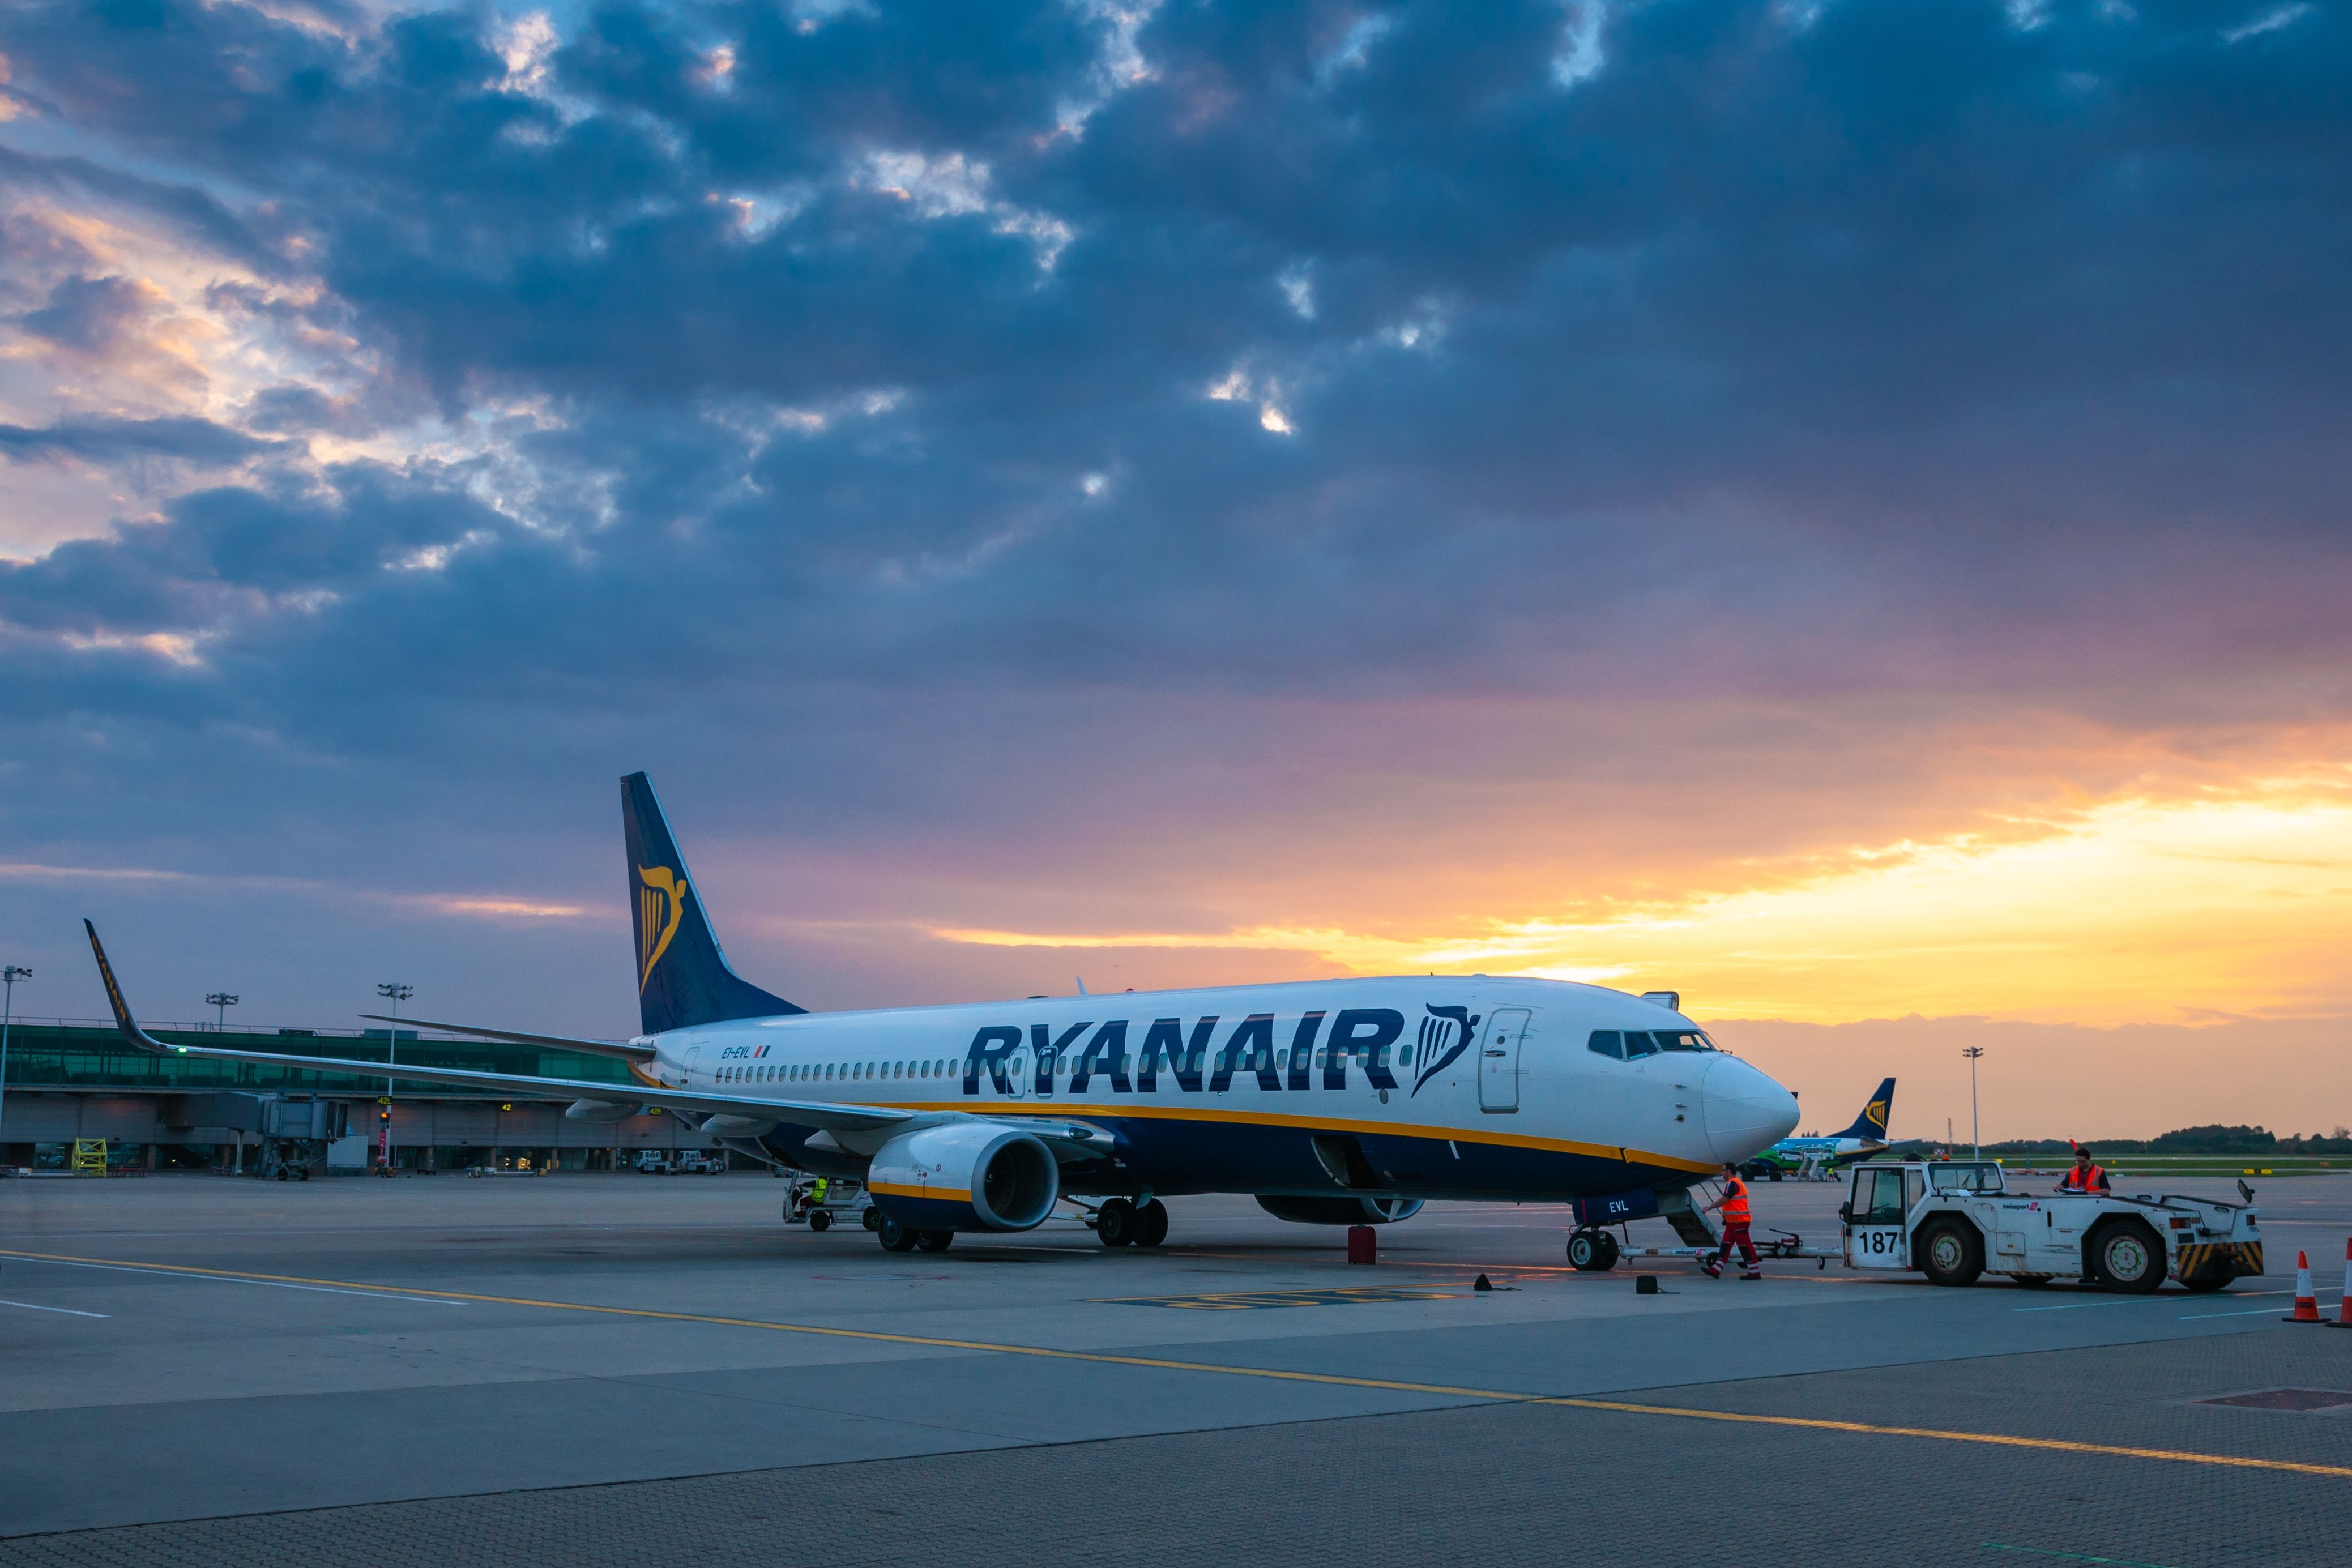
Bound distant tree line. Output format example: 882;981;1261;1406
1891;1125;2352;1156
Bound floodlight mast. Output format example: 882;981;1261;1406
0;965;27;1165
375;982;413;1173
1962;1046;1985;1161
207;992;239;1031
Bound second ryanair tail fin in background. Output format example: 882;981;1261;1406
1837;1078;1897;1144
622;772;804;1036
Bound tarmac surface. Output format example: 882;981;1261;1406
4;1170;2350;1566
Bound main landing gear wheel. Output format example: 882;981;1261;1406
877;1214;917;1253
1566;1229;1620;1271
1136;1199;1169;1247
914;1230;954;1253
1096;1198;1138;1247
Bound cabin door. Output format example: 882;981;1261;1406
1479;1009;1531;1113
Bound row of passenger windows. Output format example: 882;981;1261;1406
716;1059;955;1086
1586;1029;1717;1060
712;1043;1409;1090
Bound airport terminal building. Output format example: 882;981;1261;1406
0;1017;720;1173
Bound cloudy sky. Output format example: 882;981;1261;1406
2;0;2347;1140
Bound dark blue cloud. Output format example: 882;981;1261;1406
0;0;2347;1022
0;414;275;464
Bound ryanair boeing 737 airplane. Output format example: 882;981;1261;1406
84;774;1802;1254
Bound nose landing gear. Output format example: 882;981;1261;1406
1566;1228;1621;1271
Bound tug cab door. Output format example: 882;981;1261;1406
1845;1165;1910;1269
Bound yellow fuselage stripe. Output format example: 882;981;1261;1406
5;1247;2337;1482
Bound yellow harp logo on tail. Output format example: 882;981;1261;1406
1865;1099;1889;1134
637;866;685;991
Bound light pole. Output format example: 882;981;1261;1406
206;992;239;1032
375;983;412;1173
1962;1046;1984;1161
1;965;28;1165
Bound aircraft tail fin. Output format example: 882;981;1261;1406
83;920;171;1054
1837;1078;1896;1143
621;772;803;1035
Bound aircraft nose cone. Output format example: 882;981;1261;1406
1701;1056;1802;1163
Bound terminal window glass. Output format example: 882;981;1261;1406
1587;1031;1624;1059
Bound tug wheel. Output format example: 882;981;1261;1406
1918;1219;1984;1287
2090;1220;2165;1294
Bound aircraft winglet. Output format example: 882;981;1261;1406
83;919;172;1055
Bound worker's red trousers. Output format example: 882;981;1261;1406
1714;1222;1760;1270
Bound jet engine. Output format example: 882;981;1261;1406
1254;1195;1424;1225
868;1123;1060;1232
563;1099;641;1122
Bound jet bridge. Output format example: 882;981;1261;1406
161;1092;348;1177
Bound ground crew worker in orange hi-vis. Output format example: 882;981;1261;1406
1700;1161;1762;1279
2059;1147;2110;1194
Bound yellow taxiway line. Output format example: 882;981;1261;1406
6;1246;2343;1482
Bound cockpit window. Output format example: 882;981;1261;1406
1621;1031;1662;1059
1586;1030;1624;1060
1655;1031;1715;1052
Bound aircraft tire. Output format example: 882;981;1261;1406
877;1215;918;1253
914;1230;954;1253
1096;1198;1138;1247
1566;1229;1617;1272
1137;1199;1169;1247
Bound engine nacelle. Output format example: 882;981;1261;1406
563;1099;641;1122
1255;1195;1424;1225
868;1123;1060;1232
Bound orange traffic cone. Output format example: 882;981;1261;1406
2333;1241;2352;1329
2285;1251;2321;1322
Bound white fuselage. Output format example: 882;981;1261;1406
630;975;1800;1199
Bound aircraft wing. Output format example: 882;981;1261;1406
82;920;1099;1152
356;1013;656;1064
